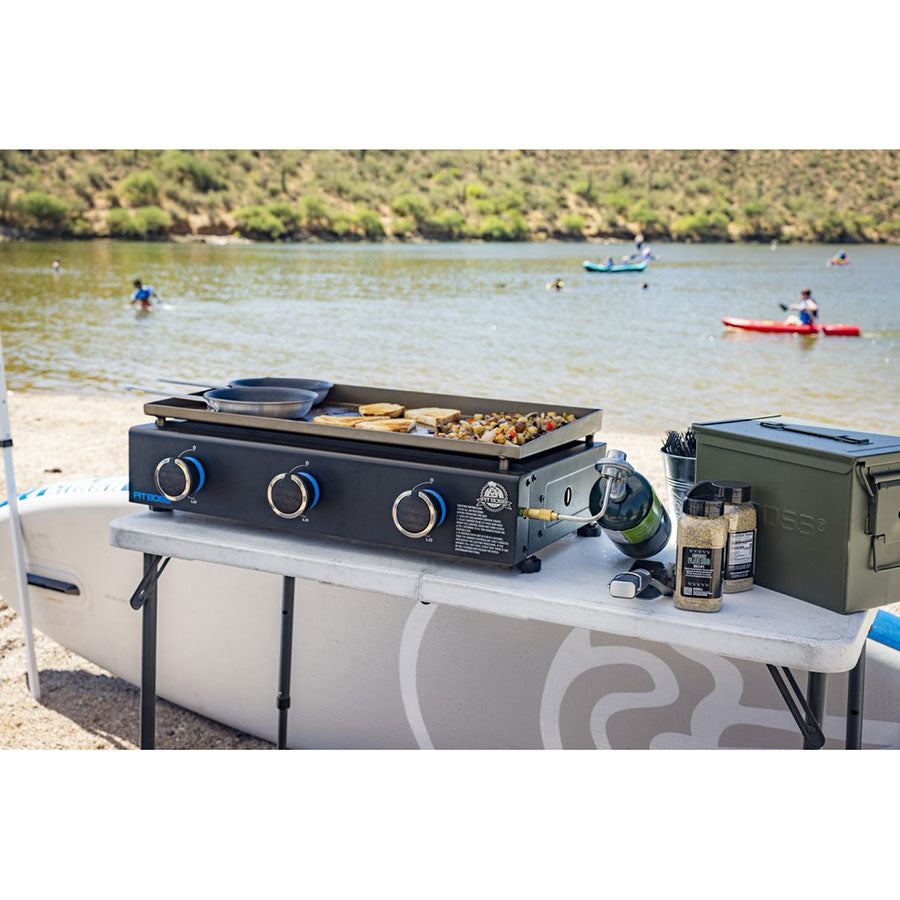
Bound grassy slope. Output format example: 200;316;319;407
1;149;898;242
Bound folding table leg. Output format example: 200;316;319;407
277;576;295;749
804;673;827;750
846;644;866;750
140;553;159;750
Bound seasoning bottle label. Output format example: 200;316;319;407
725;530;756;580
680;546;724;598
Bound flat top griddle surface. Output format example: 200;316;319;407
143;383;603;460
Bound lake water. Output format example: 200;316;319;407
0;240;898;434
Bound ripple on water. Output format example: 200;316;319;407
1;240;899;434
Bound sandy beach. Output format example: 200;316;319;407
0;391;666;749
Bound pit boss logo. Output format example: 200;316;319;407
477;481;512;512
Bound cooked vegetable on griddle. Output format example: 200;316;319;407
433;411;576;444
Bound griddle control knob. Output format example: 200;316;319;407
392;488;447;539
154;456;205;502
267;471;320;519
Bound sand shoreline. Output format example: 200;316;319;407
0;391;668;749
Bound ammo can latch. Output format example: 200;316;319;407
863;467;900;573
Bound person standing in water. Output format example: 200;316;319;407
51;257;61;272
130;279;158;311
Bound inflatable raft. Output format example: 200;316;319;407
583;260;648;273
723;317;861;337
2;477;899;748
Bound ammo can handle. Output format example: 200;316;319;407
760;421;871;444
872;536;900;573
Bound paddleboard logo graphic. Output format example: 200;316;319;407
477;481;512;513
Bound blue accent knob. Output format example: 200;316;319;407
301;472;320;509
420;489;446;527
183;456;205;492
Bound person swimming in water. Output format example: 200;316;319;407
130;279;157;311
549;278;565;291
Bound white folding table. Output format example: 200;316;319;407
110;510;874;750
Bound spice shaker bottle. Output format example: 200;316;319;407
713;480;756;594
675;486;727;612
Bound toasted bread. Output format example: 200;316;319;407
313;415;390;427
354;418;416;433
358;403;405;418
405;407;461;427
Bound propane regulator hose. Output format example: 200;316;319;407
519;452;633;525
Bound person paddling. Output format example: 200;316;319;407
130;279;158;311
786;289;819;326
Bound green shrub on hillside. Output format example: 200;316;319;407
265;202;302;231
471;213;528;241
17;191;71;231
607;164;638;189
330;213;358;237
559;214;585;237
464;182;487;202
425;209;465;239
160;150;224;193
671;211;731;241
71;218;94;237
495;190;525;212
603;191;632;215
133;206;172;236
505;211;529;240
391;192;430;222
391;217;416;237
301;194;330;228
106;208;143;238
357;207;385;238
121;171;159;206
234;206;285;239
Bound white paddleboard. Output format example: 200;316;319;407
3;478;900;749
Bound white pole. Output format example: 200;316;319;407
0;328;40;700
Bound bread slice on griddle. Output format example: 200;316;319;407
405;407;461;427
358;403;405;418
354;418;416;432
314;414;388;427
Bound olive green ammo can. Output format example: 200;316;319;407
693;416;900;614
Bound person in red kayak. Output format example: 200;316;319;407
786;289;819;326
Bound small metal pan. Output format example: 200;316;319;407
126;385;317;418
159;377;333;405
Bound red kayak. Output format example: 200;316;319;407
722;317;861;337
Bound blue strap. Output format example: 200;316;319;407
870;610;900;653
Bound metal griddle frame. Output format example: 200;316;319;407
142;383;603;469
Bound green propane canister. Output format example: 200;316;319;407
589;449;671;558
694;415;900;614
